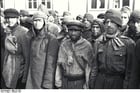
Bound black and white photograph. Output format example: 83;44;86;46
0;0;140;92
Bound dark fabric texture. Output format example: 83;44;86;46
89;34;136;89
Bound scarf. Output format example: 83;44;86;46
102;32;125;50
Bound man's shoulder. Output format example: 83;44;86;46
17;25;28;32
119;35;135;45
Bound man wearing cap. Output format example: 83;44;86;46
55;20;93;89
2;8;28;89
20;9;32;29
25;11;59;89
89;9;135;89
128;10;140;89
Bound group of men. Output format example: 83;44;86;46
0;6;140;89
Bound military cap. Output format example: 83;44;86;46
32;11;47;20
4;8;20;18
63;20;85;31
105;9;122;27
20;9;29;16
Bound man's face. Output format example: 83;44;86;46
104;19;118;35
135;21;140;33
68;29;81;42
91;24;101;38
5;17;18;27
121;12;129;26
33;18;44;30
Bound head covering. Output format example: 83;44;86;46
129;10;140;23
32;11;47;20
63;20;84;31
83;13;94;23
105;9;122;27
4;8;19;18
76;15;83;20
62;16;74;22
121;6;131;18
97;13;105;19
92;19;105;33
20;9;29;16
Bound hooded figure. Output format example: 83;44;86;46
25;11;59;89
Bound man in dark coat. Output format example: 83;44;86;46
128;10;140;89
89;9;135;89
25;11;59;89
2;8;28;89
0;8;6;89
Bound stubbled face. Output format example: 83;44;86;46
121;12;129;26
5;17;18;27
91;24;101;38
104;19;118;35
68;29;81;42
33;18;44;30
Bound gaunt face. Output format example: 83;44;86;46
121;12;129;26
104;19;118;35
68;29;81;42
91;24;101;38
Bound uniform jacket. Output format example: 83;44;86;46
89;34;136;88
25;25;59;89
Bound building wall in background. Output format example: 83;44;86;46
1;0;140;18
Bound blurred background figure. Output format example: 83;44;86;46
76;14;83;22
82;13;94;41
90;19;105;43
127;10;140;42
20;9;32;29
97;13;105;23
120;6;131;36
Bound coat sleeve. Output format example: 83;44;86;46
128;40;140;88
41;37;59;89
55;43;67;88
89;41;99;89
123;38;136;89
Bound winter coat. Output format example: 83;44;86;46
25;25;59;89
2;24;28;88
